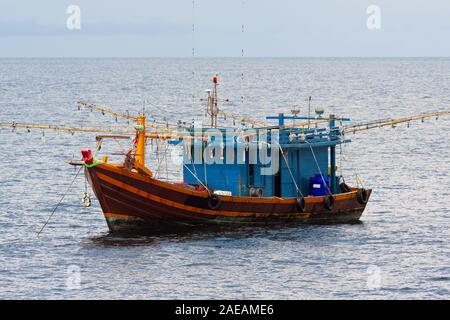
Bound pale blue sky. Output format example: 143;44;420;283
0;0;449;57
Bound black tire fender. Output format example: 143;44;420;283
357;188;368;205
339;182;351;193
324;195;335;211
296;197;306;212
208;194;222;210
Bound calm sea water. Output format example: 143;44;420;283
0;58;449;299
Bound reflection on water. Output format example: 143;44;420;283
87;220;365;247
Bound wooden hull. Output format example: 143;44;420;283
85;164;371;232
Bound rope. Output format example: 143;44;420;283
112;137;127;155
183;163;212;196
240;0;245;109
203;155;208;186
305;141;333;195
37;166;83;237
339;139;365;188
154;142;170;179
277;143;304;197
191;152;199;181
94;138;103;157
191;0;196;113
165;145;169;180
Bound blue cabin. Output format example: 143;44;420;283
182;113;350;198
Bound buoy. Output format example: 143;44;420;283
82;192;91;207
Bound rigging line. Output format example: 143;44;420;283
339;139;365;188
37;166;83;237
277;143;304;197
185;139;199;181
154;141;170;179
79;100;179;130
112;137;128;155
191;149;199;180
144;101;170;119
240;0;245;109
94;138;103;157
165;145;169;181
203;154;208;187
305;140;333;195
183;162;211;196
191;0;196;112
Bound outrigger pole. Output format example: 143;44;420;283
343;110;450;134
76;101;180;130
2;111;449;139
77;101;137;121
0;122;133;134
0;121;210;141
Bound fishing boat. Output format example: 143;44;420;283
81;76;374;232
2;76;448;233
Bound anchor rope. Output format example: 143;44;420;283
37;166;83;237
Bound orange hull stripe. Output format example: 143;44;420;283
95;164;356;204
96;164;209;198
104;212;132;219
97;172;275;217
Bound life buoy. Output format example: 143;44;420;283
357;188;368;205
324;195;334;211
339;182;351;193
296;197;306;212
208;194;222;210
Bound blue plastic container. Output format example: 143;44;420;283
309;174;330;196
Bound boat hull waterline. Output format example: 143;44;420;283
86;164;371;232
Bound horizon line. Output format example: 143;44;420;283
1;56;450;59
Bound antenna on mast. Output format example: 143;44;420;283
308;96;312;128
211;75;219;128
201;75;229;128
143;98;147;116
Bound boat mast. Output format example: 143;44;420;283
329;114;336;194
135;115;146;166
209;75;219;128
